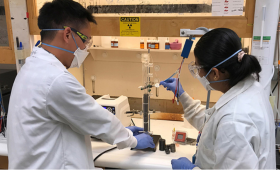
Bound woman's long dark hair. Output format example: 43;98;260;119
194;28;261;87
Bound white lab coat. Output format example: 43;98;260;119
7;47;137;169
180;76;276;169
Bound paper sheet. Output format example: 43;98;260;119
252;36;271;66
212;0;244;16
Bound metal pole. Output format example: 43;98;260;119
206;90;211;109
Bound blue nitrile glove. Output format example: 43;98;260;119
134;133;155;149
160;78;185;97
126;126;144;136
171;157;196;170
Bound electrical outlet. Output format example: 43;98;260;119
91;76;95;93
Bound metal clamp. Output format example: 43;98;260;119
180;29;205;37
180;28;211;37
126;110;141;117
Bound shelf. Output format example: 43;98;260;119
88;47;182;53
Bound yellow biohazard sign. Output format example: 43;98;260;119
120;17;141;37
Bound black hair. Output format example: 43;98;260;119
38;0;97;42
194;28;261;87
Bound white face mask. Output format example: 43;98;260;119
197;75;215;91
40;28;91;69
188;49;242;91
69;47;89;68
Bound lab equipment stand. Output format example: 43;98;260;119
128;51;161;152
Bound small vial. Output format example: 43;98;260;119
147;39;151;49
151;40;155;49
165;146;170;154
111;38;115;48
172;128;176;142
170;144;176;153
165;38;170;50
140;39;144;49
155;40;159;49
114;38;118;48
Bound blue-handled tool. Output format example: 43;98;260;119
181;39;193;58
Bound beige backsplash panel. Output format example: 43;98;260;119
84;50;223;102
68;66;84;86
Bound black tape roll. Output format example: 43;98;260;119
159;139;166;151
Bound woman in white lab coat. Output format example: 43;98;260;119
160;28;276;169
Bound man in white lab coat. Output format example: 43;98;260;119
7;0;154;169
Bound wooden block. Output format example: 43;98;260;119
0;156;8;169
132;112;184;121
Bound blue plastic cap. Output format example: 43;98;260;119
35;40;41;47
181;39;193;58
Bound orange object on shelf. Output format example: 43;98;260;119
140;39;144;49
155;40;159;49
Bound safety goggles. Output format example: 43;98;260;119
188;61;204;78
63;26;93;49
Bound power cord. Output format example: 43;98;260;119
131;118;135;126
93;146;117;162
93;119;136;162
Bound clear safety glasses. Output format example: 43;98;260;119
84;38;93;49
188;61;203;78
63;26;93;49
41;27;93;49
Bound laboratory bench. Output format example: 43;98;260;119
92;118;198;169
0;118;198;169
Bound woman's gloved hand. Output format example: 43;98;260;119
126;126;143;136
171;157;196;170
160;78;185;97
134;133;155;149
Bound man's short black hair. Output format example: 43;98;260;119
38;0;97;42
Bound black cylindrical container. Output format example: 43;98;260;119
159;139;166;151
165;146;170;154
170;143;176;153
143;94;149;131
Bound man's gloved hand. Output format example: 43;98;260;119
126;126;143;136
171;157;196;170
134;133;155;149
160;78;185;97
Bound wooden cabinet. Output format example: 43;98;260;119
27;0;256;38
0;0;15;64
